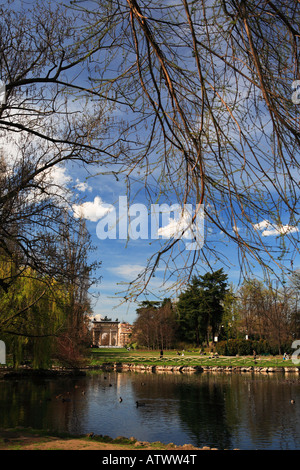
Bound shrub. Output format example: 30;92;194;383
215;338;277;356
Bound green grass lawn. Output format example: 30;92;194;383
89;348;298;369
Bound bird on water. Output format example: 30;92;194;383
136;401;145;407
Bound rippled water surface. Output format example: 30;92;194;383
1;370;300;450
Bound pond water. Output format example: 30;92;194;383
0;370;300;450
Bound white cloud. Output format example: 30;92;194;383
232;225;241;234
75;178;92;192
46;165;72;187
253;220;271;231
157;209;203;240
263;225;299;236
108;264;145;279
253;220;299;236
72;196;113;222
18;164;73;205
106;263;176;298
34;165;73;203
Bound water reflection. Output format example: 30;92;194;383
0;370;300;449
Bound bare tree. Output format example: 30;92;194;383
237;279;295;353
73;0;300;297
56;213;101;353
132;299;177;349
0;1;111;290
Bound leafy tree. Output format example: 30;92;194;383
0;264;67;368
176;277;207;346
176;269;229;346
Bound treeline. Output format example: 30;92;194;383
132;269;300;355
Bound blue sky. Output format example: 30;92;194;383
66;162;300;326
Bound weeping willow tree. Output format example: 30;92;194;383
0;216;99;368
0;262;68;368
67;0;300;298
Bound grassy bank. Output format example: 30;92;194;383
0;427;210;450
1;347;298;373
88;348;299;370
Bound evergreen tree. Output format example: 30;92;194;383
176;277;207;346
176;269;229;346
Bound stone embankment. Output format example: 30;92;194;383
1;363;299;377
100;362;300;374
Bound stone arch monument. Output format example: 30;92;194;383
92;318;132;348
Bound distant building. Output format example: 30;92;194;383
92;317;133;347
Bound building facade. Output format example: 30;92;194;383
92;319;132;347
